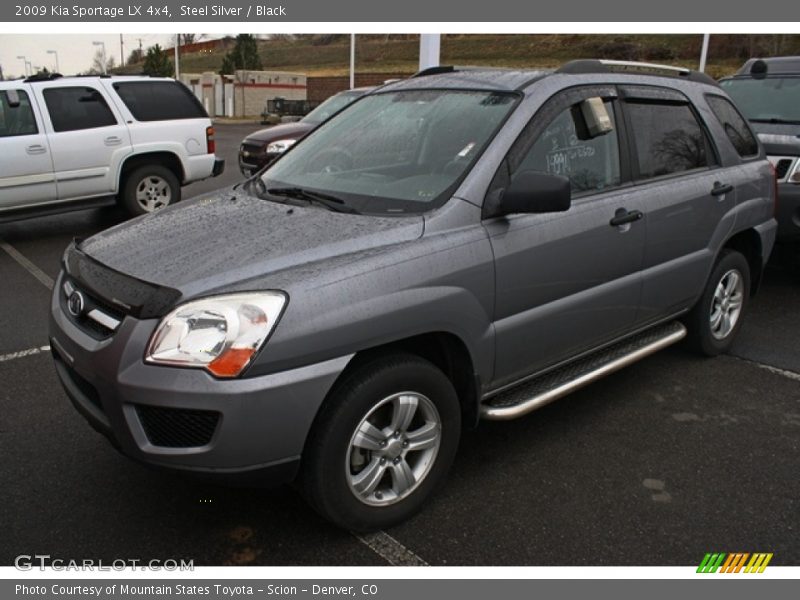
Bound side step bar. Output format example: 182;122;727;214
480;321;687;421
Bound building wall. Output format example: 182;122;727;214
180;69;309;118
307;72;413;103
232;70;307;118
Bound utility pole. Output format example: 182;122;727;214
120;34;124;67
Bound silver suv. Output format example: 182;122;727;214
49;61;777;531
0;75;224;221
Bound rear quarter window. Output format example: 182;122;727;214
705;94;759;158
113;81;208;121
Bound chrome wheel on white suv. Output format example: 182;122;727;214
121;164;180;217
135;174;173;212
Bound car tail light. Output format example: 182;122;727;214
206;126;215;154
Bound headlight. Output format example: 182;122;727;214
145;292;287;378
266;139;297;154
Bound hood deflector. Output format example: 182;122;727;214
64;240;182;319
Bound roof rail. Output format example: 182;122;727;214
24;73;63;83
557;59;718;86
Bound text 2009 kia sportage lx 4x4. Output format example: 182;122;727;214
50;61;777;531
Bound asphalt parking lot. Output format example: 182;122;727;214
1;122;798;567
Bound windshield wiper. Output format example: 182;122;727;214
749;117;800;125
266;187;359;213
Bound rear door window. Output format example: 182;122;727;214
706;95;759;158
0;90;38;137
113;81;208;121
43;87;117;132
626;101;713;179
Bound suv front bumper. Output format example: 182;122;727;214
49;272;350;485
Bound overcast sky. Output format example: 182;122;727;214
0;34;187;78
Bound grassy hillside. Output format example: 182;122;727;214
120;34;800;79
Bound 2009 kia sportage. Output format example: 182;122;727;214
50;61;777;531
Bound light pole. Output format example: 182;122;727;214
47;50;60;73
699;33;710;73
93;41;107;74
16;55;29;77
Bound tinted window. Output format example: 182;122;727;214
43;87;117;132
706;95;759;157
517;100;621;194
113;81;207;121
0;90;38;137
627;102;710;179
720;77;800;122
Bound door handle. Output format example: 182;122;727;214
104;136;122;146
711;182;734;196
609;209;644;227
26;144;46;155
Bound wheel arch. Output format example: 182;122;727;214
118;152;186;192
326;332;482;431
721;228;764;296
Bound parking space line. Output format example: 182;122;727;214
0;239;54;290
353;531;429;566
0;345;51;364
733;356;800;382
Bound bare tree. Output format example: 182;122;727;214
89;48;116;74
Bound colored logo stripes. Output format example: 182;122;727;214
697;552;773;573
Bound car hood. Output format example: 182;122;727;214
78;188;424;297
750;122;800;155
243;121;315;144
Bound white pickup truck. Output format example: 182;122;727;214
0;75;224;220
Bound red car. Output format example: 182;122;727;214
238;87;371;175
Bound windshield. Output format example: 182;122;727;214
302;92;361;124
257;89;518;215
720;77;800;123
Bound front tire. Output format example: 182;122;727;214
685;249;750;356
121;165;180;217
300;354;461;531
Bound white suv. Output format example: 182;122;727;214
0;75;224;220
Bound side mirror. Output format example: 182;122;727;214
497;170;571;216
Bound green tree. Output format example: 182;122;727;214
142;44;173;77
219;34;262;75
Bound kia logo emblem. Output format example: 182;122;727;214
67;291;85;317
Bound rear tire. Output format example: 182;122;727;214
300;354;461;532
121;165;180;217
685;249;750;356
